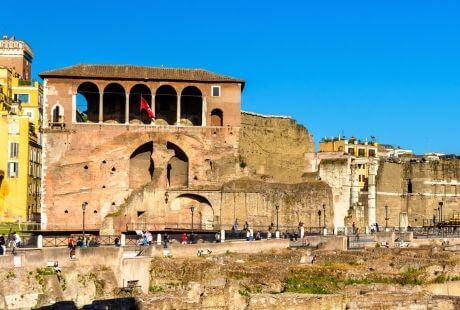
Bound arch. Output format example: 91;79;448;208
76;82;99;123
129;142;154;189
180;86;202;126
210;109;223;126
170;194;214;230
51;104;64;123
103;83;126;123
155;85;177;125
166;142;188;188
129;84;152;124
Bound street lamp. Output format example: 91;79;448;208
317;210;322;229
385;205;389;229
275;205;280;232
81;202;88;236
322;204;326;229
190;206;195;233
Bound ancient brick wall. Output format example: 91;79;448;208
41;124;240;231
239;112;314;183
376;159;460;227
106;178;333;234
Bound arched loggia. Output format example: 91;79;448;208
155;85;177;125
103;83;126;123
129;84;152;124
76;82;99;123
180;86;202;126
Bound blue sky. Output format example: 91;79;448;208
2;1;459;154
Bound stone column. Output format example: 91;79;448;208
151;95;155;125
350;163;359;206
99;92;103;123
120;234;126;246
37;235;43;249
202;96;207;126
300;226;305;239
220;229;225;243
71;93;76;123
157;233;162;245
125;93;129;124
176;95;181;125
367;160;378;227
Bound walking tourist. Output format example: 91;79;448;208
181;233;188;244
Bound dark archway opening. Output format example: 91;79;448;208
180;86;202;126
155;85;177;125
129;84;152;124
166;142;188;187
210;109;223;126
103;83;126;123
407;179;413;194
129;142;154;189
76;82;99;123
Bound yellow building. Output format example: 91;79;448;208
319;136;378;190
0;36;42;223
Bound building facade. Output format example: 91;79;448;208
0;36;42;223
39;64;333;233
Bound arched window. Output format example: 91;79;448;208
51;104;64;123
210;109;223;126
155;85;177;125
76;82;99;123
180;86;202;126
103;83;126;123
129;84;152;124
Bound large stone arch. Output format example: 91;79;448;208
170;193;214;230
166;142;188;188
76;82;99;123
129;141;154;189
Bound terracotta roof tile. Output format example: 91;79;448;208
40;64;244;85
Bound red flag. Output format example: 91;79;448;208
140;96;155;119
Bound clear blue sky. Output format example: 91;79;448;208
2;1;459;154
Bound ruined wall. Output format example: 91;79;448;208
376;159;460;227
239;112;314;183
107;178;333;234
42;124;240;231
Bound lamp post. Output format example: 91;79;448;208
81;202;87;236
322;204;326;229
191;206;195;234
275;205;280;232
317;210;322;229
385;205;389;229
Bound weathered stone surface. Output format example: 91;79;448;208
239;112;314;183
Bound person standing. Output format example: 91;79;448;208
181;233;187;244
0;234;5;255
162;233;169;249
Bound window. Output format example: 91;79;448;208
9;142;19;158
8;121;19;134
348;148;355;155
369;149;376;157
211;85;221;97
358;148;365;156
7;162;18;178
24;109;34;119
15;93;29;104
